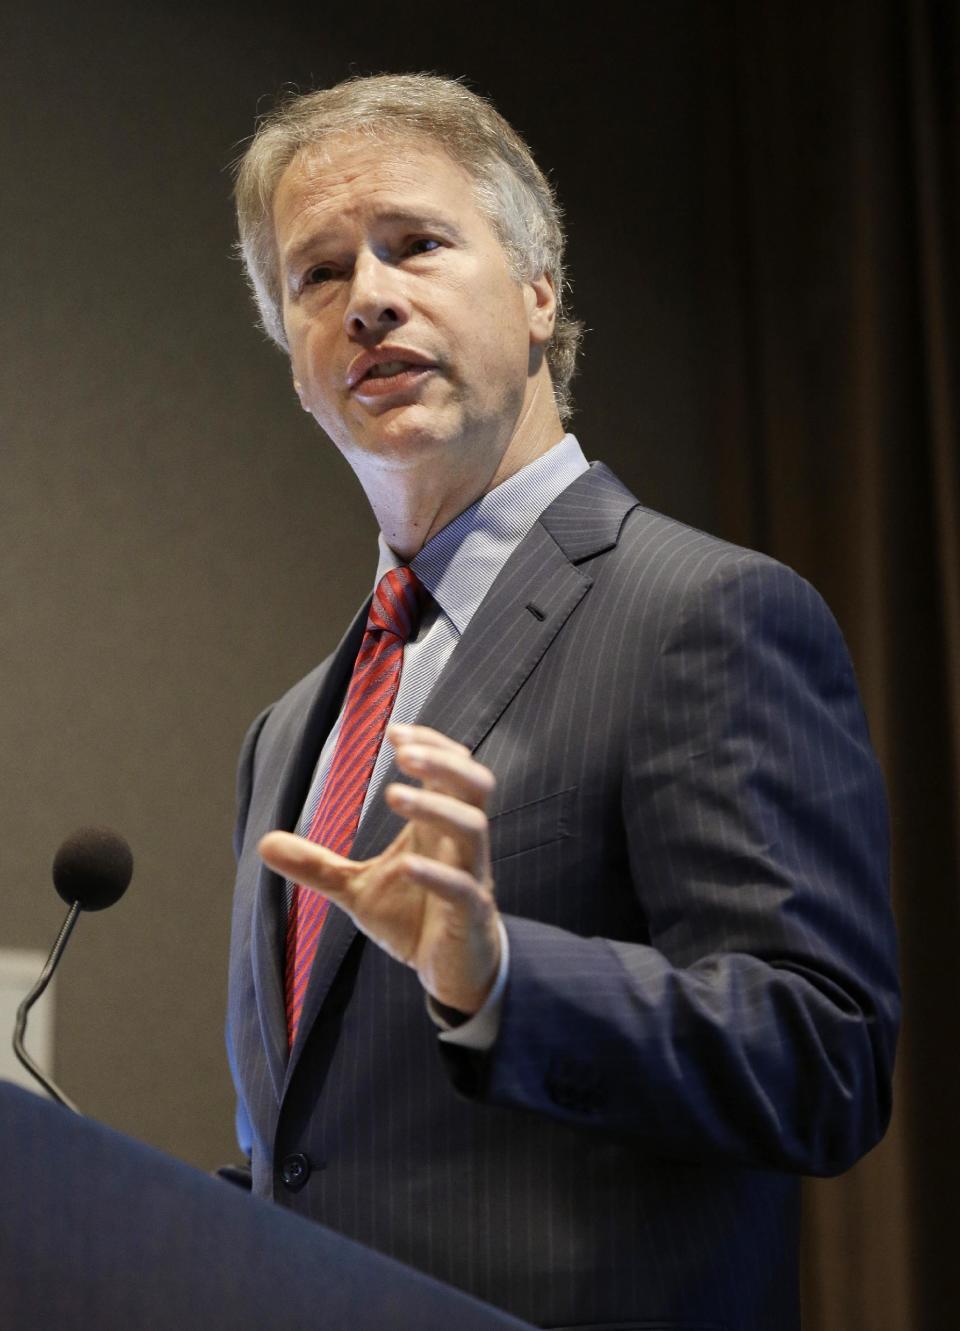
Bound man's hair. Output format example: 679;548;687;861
234;73;582;423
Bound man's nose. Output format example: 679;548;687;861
343;253;409;338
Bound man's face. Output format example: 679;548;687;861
273;134;551;483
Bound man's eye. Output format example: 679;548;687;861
407;238;440;256
305;265;334;285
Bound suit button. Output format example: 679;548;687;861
280;1152;311;1191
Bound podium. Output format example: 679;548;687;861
0;1080;532;1330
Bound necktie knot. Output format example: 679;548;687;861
367;566;428;641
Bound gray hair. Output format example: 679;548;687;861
233;73;582;423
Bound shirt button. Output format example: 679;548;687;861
280;1152;311;1191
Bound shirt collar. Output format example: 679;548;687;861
375;434;589;636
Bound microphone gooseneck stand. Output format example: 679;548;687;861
12;902;81;1113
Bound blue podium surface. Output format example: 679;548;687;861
0;1080;533;1330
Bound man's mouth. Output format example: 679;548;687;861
352;360;436;398
347;348;437;394
365;360;416;380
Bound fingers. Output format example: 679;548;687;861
384;783;491;878
375;850;500;1009
389;724;495;809
258;830;359;900
383;851;495;919
387;724;494;878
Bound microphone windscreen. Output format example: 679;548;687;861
52;827;134;911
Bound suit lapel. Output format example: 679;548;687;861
283;464;639;1085
414;464;635;772
251;601;370;1099
352;523;594;858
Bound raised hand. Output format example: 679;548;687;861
258;723;501;1014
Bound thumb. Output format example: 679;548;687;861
258;830;358;897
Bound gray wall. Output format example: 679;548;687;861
1;3;716;1168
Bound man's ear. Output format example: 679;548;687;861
526;271;557;346
292;378;311;413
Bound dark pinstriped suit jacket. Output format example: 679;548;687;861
227;463;899;1331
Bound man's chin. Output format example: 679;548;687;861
347;411;458;468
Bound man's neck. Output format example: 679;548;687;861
363;417;566;561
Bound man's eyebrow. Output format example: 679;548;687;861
282;209;466;272
374;208;466;239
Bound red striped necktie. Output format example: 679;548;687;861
284;565;429;1048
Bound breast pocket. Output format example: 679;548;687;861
488;786;576;863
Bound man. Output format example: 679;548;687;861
226;74;899;1331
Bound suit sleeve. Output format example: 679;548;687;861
445;555;900;1177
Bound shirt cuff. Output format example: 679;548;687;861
427;917;509;1052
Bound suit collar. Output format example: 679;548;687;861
372;433;590;636
537;461;639;563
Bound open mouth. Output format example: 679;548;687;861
366;360;417;379
354;362;435;396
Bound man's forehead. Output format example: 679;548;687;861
286;129;467;190
273;133;479;239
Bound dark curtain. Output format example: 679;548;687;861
698;2;959;1325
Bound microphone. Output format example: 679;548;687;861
12;827;133;1112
